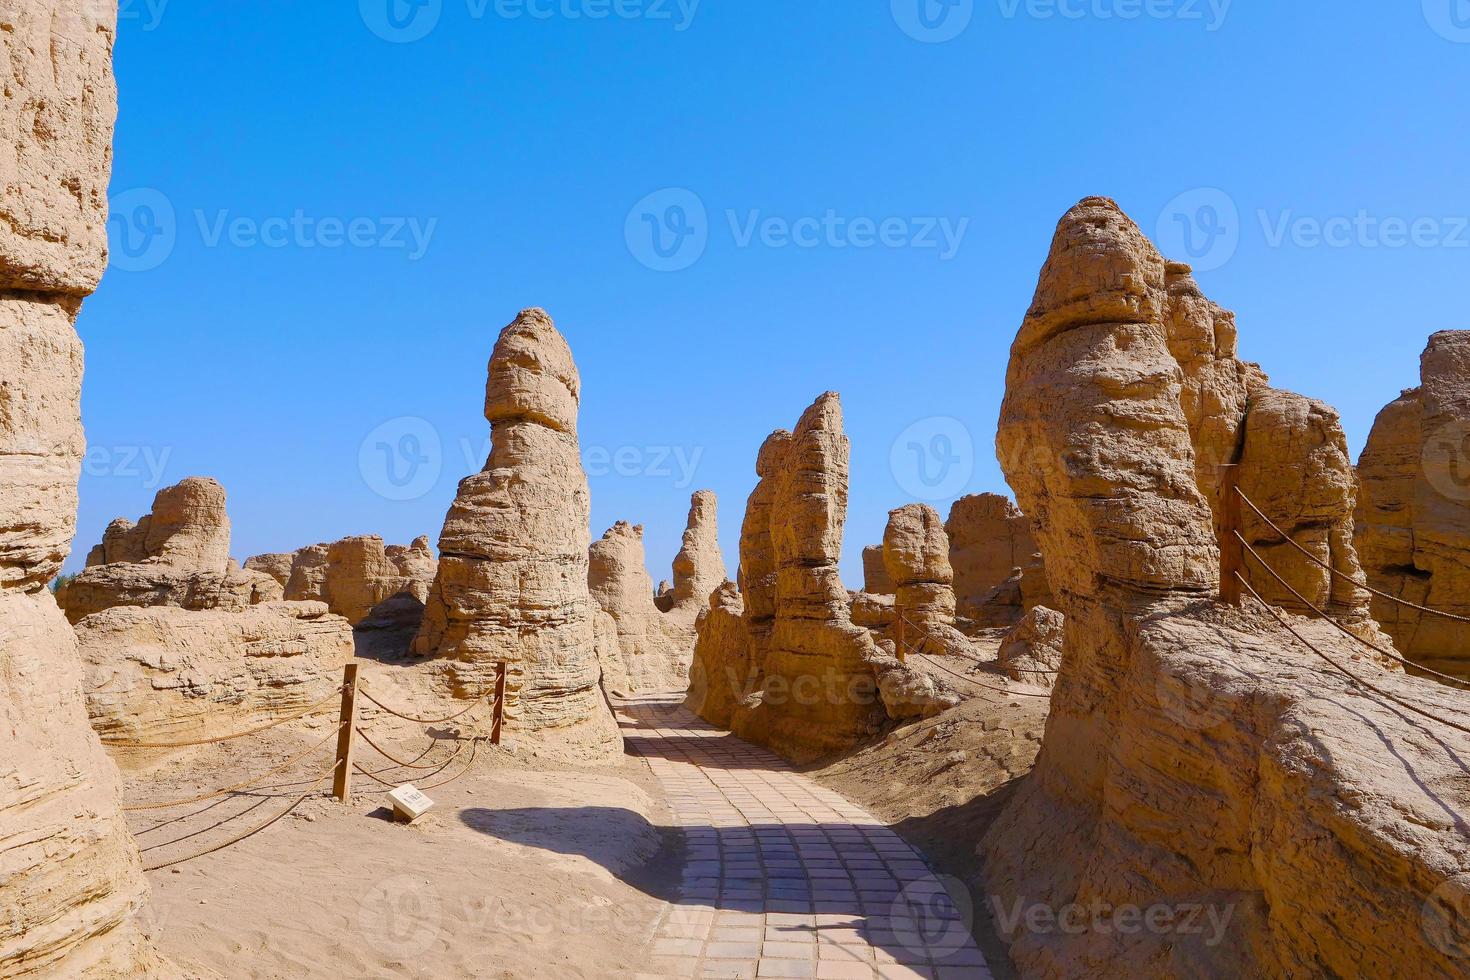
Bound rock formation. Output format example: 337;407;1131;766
588;521;686;691
58;477;283;622
0;3;170;973
982;197;1465;977
248;534;437;627
883;503;956;633
411;309;616;750
861;544;895;595
668;489;727;617
683;582;750;728
995;605;1064;689
1356;331;1470;678
78;602;353;747
945;493;1053;627
728;394;951;759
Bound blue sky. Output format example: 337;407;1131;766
77;0;1470;585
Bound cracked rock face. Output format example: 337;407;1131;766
1356;330;1470;677
982;197;1467;978
58;477;283;623
0;3;172;974
412;309;617;750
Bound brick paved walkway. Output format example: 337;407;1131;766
619;698;993;980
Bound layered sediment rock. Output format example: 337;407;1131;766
77;602;353;747
982;197;1465;977
946;494;1052;627
254;534;436;627
588;522;686;691
669;490;727;618
0;3;169;973
729;394;944;758
1356;331;1470;677
881;503;977;662
996;606;1064;689
58;477;283;622
412;309;616;749
861;545;895;595
683;582;750;727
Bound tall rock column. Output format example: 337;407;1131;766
412;309;616;748
1;2;169;975
1357;330;1470;676
730;394;889;760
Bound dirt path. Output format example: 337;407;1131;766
618;697;995;980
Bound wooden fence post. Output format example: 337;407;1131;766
1219;464;1243;607
332;663;359;802
490;662;507;746
895;616;907;663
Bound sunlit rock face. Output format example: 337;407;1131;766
1356;330;1470;678
983;197;1465;979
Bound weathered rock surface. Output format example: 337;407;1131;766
669;490;727;619
58;477;283;622
728;394;892;761
982;197;1467;978
946;494;1052;628
76;602;354;748
683;582;751;728
588;522;686;691
996;605;1064;689
882;503;979;661
1356;331;1470;677
242;551;294;587
259;534;436;627
861;544;894;595
412;309;617;751
1;4;170;974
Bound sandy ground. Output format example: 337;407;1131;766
812;643;1051;980
118;716;678;979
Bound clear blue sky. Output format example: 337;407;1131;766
75;0;1470;586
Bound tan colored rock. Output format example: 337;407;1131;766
1357;330;1470;677
983;197;1464;978
77;602;353;748
729;394;890;761
861;544;894;595
0;4;171;974
243;551;295;587
848;590;895;632
412;309;616;749
670;489;727;615
58;478;282;623
588;521;686;691
683;582;752;728
736;430;791;682
945;493;1053;628
883;503;955;630
996;605;1064;689
272;534;435;627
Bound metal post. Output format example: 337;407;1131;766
332;663;359;802
1219;464;1243;607
490;662;507;746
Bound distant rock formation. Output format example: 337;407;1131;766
665;489;728;630
78;602;353;747
982;197;1460;977
726;394;953;759
861;544;894;595
412;309;617;751
682;582;750;728
588;522;686;691
883;503;955;634
945;493;1052;627
0;3;171;973
59;477;283;622
1356;330;1470;677
246;534;436;628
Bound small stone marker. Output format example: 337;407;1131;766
387;784;433;824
